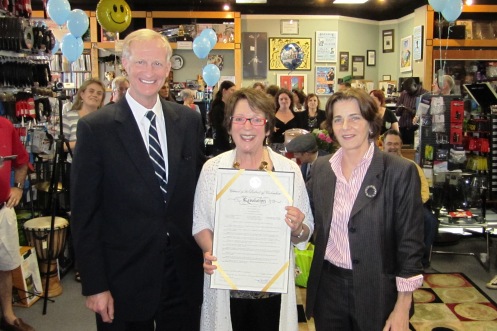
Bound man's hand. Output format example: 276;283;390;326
6;187;23;208
86;291;115;323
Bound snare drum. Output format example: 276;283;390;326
23;217;69;297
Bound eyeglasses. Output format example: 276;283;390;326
231;116;267;126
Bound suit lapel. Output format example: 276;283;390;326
114;99;165;203
350;147;384;219
161;100;181;206
317;161;336;241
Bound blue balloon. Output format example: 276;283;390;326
47;0;71;26
200;28;218;50
442;0;463;23
428;0;448;12
193;36;211;59
67;9;89;38
51;40;60;54
61;34;84;63
202;64;221;87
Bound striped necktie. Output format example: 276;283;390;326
146;111;167;202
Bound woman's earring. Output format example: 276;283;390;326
264;136;269;146
229;136;233;144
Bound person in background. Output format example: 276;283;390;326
396;78;428;145
159;81;177;102
270;88;305;152
337;82;351;91
107;76;129;105
432;74;455;95
292;88;307;112
180;89;201;115
305;88;424;331
252;82;265;91
62;78;106;281
208;80;236;156
369;89;399;134
265;85;279;98
285;133;329;183
193;88;314;331
0;117;34;331
70;29;205;331
382;129;437;268
302;93;326;132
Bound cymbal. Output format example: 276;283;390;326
35;181;64;193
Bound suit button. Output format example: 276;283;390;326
349;227;356;233
352;259;359;264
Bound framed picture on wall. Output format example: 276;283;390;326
277;74;307;92
339;51;349;71
413;25;424;61
367;50;376;66
400;35;412;72
382;29;394;53
269;38;311;71
242;32;268;79
315;66;336;95
351;55;365;79
315;31;338;62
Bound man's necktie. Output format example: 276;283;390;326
306;164;312;182
146;111;167;202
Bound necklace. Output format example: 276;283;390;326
233;149;269;170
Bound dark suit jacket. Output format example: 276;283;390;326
70;97;205;321
301;149;329;182
305;146;424;330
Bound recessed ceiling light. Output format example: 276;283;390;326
223;3;231;10
334;0;369;4
235;0;267;3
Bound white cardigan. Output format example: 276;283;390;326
193;148;314;331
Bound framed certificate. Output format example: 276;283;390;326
280;19;299;35
211;169;295;293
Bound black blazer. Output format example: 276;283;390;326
305;146;424;330
70;97;205;321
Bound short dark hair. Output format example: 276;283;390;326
324;88;382;141
381;129;402;143
223;88;276;142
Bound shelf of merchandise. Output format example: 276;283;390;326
424;5;497;90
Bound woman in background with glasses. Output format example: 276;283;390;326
193;88;314;331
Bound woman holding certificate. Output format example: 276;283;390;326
193;88;314;331
305;88;424;331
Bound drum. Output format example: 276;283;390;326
23;217;69;297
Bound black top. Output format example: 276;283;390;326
271;110;306;143
381;108;399;134
302;109;326;132
209;100;231;154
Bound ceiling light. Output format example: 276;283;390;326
235;0;267;3
465;0;473;5
333;0;369;4
223;3;231;10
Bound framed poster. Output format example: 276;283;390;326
382;29;394;53
351;55;365;79
315;31;338;63
269;38;311;71
315;66;336;95
280;20;299;35
242;32;268;79
339;51;349;71
277;74;307;92
367;50;376;66
400;35;412;72
413;25;424;61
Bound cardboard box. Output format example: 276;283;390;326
12;247;43;307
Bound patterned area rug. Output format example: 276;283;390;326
410;273;497;330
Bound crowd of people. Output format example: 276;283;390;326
0;28;459;331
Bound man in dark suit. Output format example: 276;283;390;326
285;133;328;182
71;29;205;331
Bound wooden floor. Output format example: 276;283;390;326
296;286;316;331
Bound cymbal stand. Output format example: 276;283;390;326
42;90;71;314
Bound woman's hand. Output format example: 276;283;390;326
203;251;217;275
284;206;305;234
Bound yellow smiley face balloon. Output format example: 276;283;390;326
96;0;132;33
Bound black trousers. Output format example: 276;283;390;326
96;247;200;331
230;294;281;331
313;261;361;331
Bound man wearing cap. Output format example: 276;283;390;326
286;133;329;182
